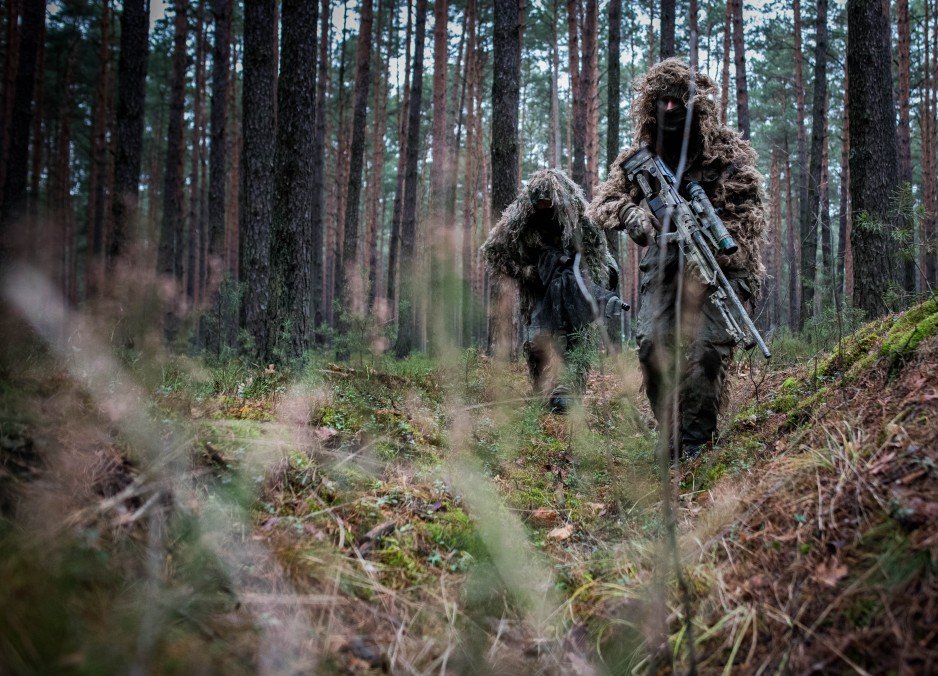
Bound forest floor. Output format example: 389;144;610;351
1;292;936;674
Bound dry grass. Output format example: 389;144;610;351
1;267;935;674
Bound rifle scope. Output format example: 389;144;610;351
686;181;738;255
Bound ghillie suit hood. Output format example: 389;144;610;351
481;168;614;318
588;58;767;288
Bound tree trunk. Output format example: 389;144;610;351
487;0;522;356
157;0;188;290
52;46;77;303
689;0;698;67
86;0;112;295
819;127;832;313
837;75;851;304
660;0;675;60
785;132;798;330
730;0;750;139
0;0;22;220
187;0;206;302
583;0;599;198
549;0;561;168
366;0;391;310
606;0;622;345
895;0;916;291
847;0;901;318
386;0;414;313
269;0;319;360
792;0;806;328
207;0;231;260
240;0;278;354
310;0;330;339
27;17;43;219
394;0;428;357
430;0;449;218
568;0;584;189
799;0;827;328
720;0;730;124
758;147;781;329
336;0;374;345
1;0;43;241
924;0;938;289
462;0;479;345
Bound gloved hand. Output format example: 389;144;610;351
617;203;656;246
603;295;629;318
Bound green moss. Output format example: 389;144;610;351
376;538;425;585
421;508;485;560
781;377;798;392
880;298;938;369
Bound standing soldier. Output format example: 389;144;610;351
482;168;625;412
589;58;767;458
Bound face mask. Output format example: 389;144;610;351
658;96;687;133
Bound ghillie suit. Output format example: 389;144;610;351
482;169;623;411
589;58;767;455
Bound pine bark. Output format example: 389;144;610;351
269;0;319;360
462;0;480;344
583;0;599;198
606;0;622;343
53;46;77;303
799;0;827;328
895;0;916;291
838;75;851;303
847;0;901;317
487;0;522;355
430;0;449;217
394;0;428;357
568;0;585;188
1;0;44;237
87;0;112;294
366;0;391;309
0;0;22;218
386;0;414;310
792;0;806;328
785;132;798;329
720;0;730;124
310;0;330;337
337;0;374;337
730;0;750;139
157;0;188;287
208;0;232;278
188;0;206;302
549;0;561;168
109;0;150;268
240;0;278;354
660;0;676;60
759;148;781;329
924;0;937;288
27;18;43;218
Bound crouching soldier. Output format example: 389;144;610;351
589;58;767;458
482;168;626;413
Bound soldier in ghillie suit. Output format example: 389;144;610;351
482;168;625;412
589;58;767;458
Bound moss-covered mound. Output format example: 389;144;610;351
682;299;938;673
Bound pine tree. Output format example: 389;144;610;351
394;0;427;357
799;0;828;328
488;0;522;355
847;0;901;317
270;0;319;359
240;0;278;354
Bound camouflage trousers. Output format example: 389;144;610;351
523;324;593;398
635;242;748;448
